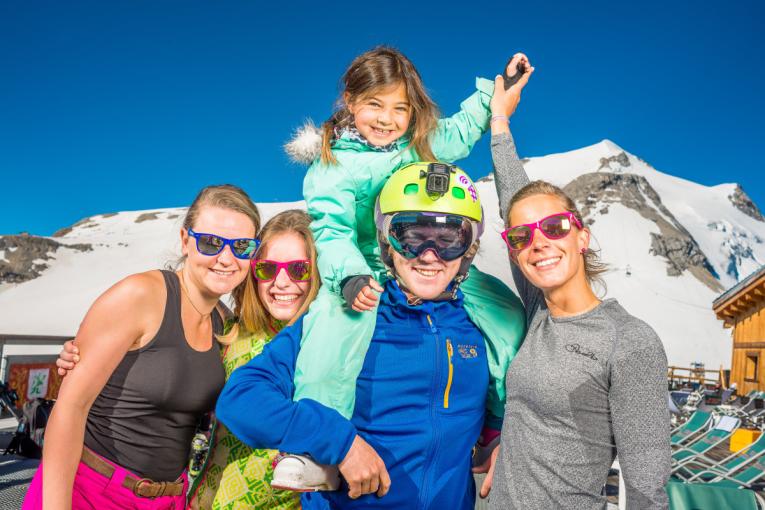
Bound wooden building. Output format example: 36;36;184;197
714;266;765;393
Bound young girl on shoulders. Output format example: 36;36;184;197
277;46;526;490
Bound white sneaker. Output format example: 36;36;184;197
271;453;340;492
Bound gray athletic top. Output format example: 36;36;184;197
84;270;225;481
488;132;670;510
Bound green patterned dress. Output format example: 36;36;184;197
188;329;300;510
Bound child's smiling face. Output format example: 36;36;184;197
346;82;411;147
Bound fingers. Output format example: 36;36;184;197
361;285;380;303
377;464;391;497
347;481;362;499
368;278;383;293
517;64;535;89
63;340;78;356
59;349;79;363
504;52;533;91
494;74;504;91
480;472;493;498
345;470;381;499
339;435;390;500
506;53;523;77
480;445;500;498
352;285;379;312
56;339;80;377
56;358;76;370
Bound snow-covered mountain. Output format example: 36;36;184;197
2;140;763;369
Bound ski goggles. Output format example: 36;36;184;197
501;212;582;251
251;259;312;282
385;212;476;261
187;229;259;259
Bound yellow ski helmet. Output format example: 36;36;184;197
376;162;483;222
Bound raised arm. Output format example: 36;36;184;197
43;272;162;510
489;53;534;222
429;77;495;162
488;54;541;315
609;321;671;509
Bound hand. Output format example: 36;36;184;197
351;278;383;312
472;444;500;498
338;435;391;499
490;53;534;119
56;340;79;377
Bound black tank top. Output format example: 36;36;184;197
84;270;226;481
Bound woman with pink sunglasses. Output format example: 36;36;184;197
187;209;319;509
53;208;320;509
482;57;670;509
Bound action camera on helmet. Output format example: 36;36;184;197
421;163;454;197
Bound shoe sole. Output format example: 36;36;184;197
271;482;336;492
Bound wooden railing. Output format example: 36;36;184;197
668;365;726;389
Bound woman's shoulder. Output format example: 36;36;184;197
97;270;166;312
601;299;665;354
114;269;166;298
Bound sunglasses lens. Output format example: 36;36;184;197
540;214;572;239
232;238;258;259
287;261;311;281
254;262;278;281
197;234;224;255
505;226;532;250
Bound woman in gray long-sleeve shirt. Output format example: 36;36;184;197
483;55;670;510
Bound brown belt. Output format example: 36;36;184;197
81;447;184;498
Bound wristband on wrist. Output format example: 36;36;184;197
490;114;509;124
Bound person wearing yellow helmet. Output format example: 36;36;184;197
374;162;484;300
216;161;525;509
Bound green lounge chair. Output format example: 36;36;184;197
673;428;765;481
666;480;764;510
672;416;740;470
691;451;765;490
671;410;713;447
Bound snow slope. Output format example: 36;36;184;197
2;140;763;369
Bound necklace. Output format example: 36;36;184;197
179;270;211;319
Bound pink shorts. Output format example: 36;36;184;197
23;453;188;510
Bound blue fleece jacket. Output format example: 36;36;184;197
216;280;491;510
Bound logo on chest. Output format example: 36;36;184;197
457;344;479;359
565;343;599;361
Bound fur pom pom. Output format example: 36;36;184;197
284;120;323;165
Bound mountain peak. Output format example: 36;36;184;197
596;139;625;155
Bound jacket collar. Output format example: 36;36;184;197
381;279;465;313
331;128;411;153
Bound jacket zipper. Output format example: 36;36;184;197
421;313;440;509
444;339;454;409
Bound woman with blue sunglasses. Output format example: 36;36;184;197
481;58;670;509
25;185;261;510
50;205;325;509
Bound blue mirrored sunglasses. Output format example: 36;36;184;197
187;228;260;259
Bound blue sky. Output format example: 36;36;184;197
1;1;763;235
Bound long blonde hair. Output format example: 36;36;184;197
220;209;320;343
508;180;608;290
320;46;439;165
